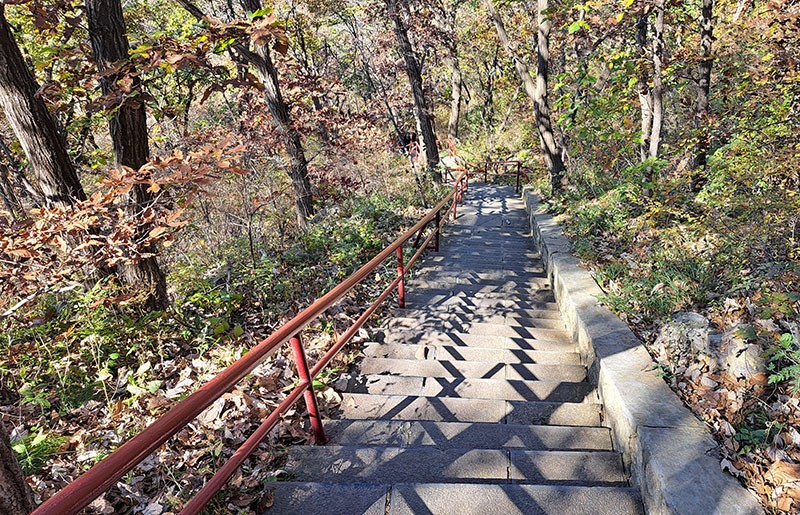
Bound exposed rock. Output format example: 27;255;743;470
653;312;713;360
717;325;767;380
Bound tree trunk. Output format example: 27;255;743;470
635;9;653;163
649;0;665;159
0;161;23;219
488;0;565;192
386;0;441;182
177;0;314;227
0;5;85;209
242;0;313;226
86;0;168;310
691;0;714;192
0;420;33;515
535;0;567;192
446;46;463;141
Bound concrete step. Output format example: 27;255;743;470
362;341;580;364
403;283;554;299
339;393;602;426
412;303;564;320
336;374;596;403
389;310;566;329
406;276;551;291
322;419;613;450
405;291;558;310
357;357;586;382
388;483;643;515
379;330;576;351
418;263;547;275
421;256;545;269
394;306;562;321
283;445;627;485
412;268;545;279
385;317;570;340
265;482;643;515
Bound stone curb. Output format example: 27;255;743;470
522;188;763;515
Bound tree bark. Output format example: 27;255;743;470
0;5;86;209
177;0;314;227
535;0;567;192
635;9;653;163
446;45;463;141
648;0;665;159
0;419;34;515
240;0;313;226
691;0;714;192
86;0;168;310
487;0;565;192
386;0;441;181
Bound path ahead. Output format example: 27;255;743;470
267;185;644;514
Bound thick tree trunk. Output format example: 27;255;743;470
635;9;653;163
535;0;567;192
0;6;85;209
649;0;665;159
0;420;33;515
691;0;714;192
86;0;168;310
386;0;441;181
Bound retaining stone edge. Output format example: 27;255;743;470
522;187;763;515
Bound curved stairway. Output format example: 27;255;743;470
266;185;644;514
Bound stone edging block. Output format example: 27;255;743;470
522;187;763;515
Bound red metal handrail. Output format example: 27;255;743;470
32;171;468;515
482;159;527;194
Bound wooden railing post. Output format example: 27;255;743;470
396;247;405;308
290;334;327;445
516;161;522;194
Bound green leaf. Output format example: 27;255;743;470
249;7;272;20
568;21;583;34
12;443;26;454
232;324;244;337
31;430;47;447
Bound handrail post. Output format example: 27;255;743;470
396;247;405;308
516;161;521;194
483;162;488;183
290;334;327;445
453;186;458;219
434;210;440;251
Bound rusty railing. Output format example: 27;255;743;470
481;159;527;194
32;172;468;515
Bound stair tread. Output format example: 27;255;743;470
265;482;643;515
357;356;587;382
362;342;581;364
337;374;597;402
322;419;613;450
340;392;603;425
380;329;576;350
284;445;628;485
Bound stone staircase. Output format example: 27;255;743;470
266;185;643;514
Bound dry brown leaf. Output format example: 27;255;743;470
766;461;800;486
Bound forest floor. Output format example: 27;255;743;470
539;173;800;514
1;175;437;514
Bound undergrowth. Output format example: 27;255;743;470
0;177;434;511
